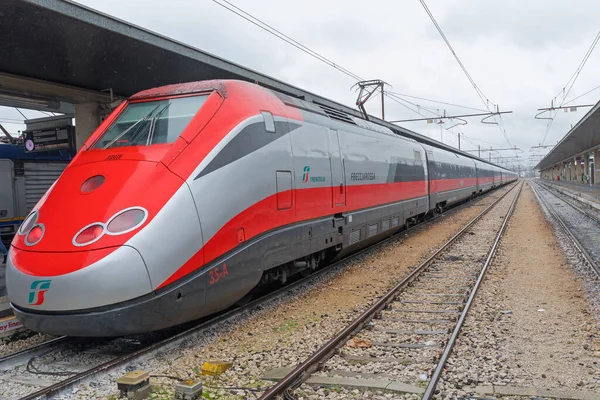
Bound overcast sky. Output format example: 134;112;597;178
3;0;600;169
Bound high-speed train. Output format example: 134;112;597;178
6;80;517;336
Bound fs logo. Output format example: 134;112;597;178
302;166;310;183
28;280;51;306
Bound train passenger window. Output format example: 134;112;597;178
92;94;209;149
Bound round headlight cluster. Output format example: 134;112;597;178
72;207;148;247
18;211;45;247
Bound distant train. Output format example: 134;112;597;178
6;80;517;336
0;144;71;250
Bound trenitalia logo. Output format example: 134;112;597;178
28;280;51;306
302;166;310;183
301;165;326;183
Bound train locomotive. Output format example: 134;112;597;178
6;80;517;337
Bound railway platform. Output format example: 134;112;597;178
538;178;600;211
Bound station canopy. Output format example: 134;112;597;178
2;0;503;165
535;101;600;170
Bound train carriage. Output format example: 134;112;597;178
474;159;496;193
421;144;477;212
6;80;517;336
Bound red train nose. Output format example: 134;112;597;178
10;156;184;279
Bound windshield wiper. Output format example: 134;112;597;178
102;104;161;149
145;103;171;146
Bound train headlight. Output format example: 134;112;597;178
73;223;105;246
71;207;147;247
25;224;44;246
106;207;148;235
18;211;38;236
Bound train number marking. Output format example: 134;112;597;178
209;263;229;285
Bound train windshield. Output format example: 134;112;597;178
92;94;209;149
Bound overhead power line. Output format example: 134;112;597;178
540;30;600;144
563;83;600;106
551;31;600;106
214;0;512;154
385;91;488;112
212;0;363;82
214;0;450;121
417;0;495;110
417;0;513;149
390;110;513;123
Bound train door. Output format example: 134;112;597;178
424;150;436;211
329;129;346;207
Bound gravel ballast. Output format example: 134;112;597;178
437;181;600;399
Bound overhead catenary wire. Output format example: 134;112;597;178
385;90;488;112
385;91;504;149
214;0;511;154
417;0;513;149
212;0;363;82
551;31;600;107
385;91;444;118
214;0;446;123
562;83;600;106
387;93;498;150
542;30;600;145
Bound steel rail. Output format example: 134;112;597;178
0;336;70;371
531;181;600;277
256;181;521;399
422;180;523;399
537;181;600;226
15;183;515;400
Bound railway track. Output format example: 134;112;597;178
531;180;600;277
0;184;516;400
258;181;523;400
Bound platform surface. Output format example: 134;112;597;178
539;179;600;209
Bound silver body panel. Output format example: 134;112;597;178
6;245;151;311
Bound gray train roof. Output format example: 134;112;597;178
535;100;600;170
2;0;510;171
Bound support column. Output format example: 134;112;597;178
594;149;600;186
584;154;590;184
74;102;101;151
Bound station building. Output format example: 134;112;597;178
537;102;600;186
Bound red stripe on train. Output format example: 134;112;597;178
159;180;429;288
430;178;477;193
